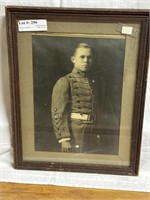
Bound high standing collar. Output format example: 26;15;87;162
72;68;86;77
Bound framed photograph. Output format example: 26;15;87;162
6;7;149;175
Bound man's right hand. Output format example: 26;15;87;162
61;141;72;152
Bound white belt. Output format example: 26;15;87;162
71;113;93;121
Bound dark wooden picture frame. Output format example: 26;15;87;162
6;6;149;175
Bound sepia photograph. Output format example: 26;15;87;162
33;35;125;155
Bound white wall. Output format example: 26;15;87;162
0;0;150;192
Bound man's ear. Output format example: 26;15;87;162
71;56;75;63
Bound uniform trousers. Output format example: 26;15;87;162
69;119;100;153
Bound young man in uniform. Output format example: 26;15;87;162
51;43;100;152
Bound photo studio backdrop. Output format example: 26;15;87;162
0;0;150;192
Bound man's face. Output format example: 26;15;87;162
71;47;92;72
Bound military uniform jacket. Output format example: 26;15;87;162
51;68;95;141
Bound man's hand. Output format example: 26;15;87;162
61;141;72;152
